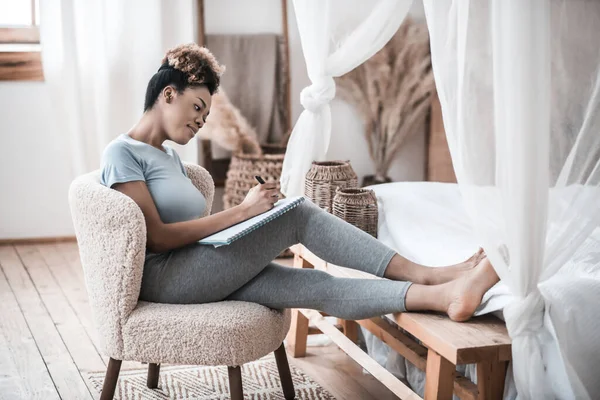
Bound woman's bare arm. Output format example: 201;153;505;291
113;180;278;253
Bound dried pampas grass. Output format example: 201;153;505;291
335;18;435;180
196;89;262;155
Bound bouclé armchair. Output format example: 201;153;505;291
68;162;294;400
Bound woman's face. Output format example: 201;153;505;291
161;85;211;145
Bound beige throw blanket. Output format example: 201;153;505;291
204;34;288;159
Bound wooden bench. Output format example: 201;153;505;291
286;244;511;400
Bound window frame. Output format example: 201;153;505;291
0;0;44;81
0;26;40;44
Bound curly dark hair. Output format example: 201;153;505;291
144;43;225;111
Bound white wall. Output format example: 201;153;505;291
204;0;283;34
0;81;75;238
0;0;428;239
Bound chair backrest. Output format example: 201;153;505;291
68;163;214;357
183;163;215;218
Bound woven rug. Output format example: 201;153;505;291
84;354;336;399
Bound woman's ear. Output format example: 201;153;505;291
163;86;175;103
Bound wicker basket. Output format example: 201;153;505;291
223;145;292;257
332;188;379;238
223;145;286;209
304;161;358;213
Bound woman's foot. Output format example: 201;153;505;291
444;256;499;321
403;256;499;322
428;248;486;285
384;248;485;285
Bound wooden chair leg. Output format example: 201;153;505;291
228;366;244;400
476;360;508;400
424;349;454;400
100;358;122;400
147;363;160;389
274;342;296;399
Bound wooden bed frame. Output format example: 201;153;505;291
286;244;511;400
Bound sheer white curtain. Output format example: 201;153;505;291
39;0;198;177
423;0;600;398
280;0;414;197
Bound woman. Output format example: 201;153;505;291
101;43;499;323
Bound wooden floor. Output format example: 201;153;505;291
0;243;398;400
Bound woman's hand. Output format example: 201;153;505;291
240;182;280;218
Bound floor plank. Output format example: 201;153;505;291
289;345;399;400
35;243;106;370
0;246;61;400
55;241;86;283
17;243;107;381
0;245;93;399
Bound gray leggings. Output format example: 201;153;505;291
140;200;412;320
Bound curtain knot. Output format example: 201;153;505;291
300;77;336;113
504;290;545;339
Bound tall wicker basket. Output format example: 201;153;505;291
223;144;286;209
304;161;358;213
332;188;379;238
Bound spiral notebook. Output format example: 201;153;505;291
198;196;306;247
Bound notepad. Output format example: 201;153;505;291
198;196;306;247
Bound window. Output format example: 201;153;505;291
0;0;43;81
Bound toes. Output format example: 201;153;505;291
475;248;488;265
466;250;481;264
468;248;486;263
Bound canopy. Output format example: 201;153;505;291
283;1;600;398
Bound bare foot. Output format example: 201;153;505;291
444;256;499;322
426;247;486;285
383;248;485;285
